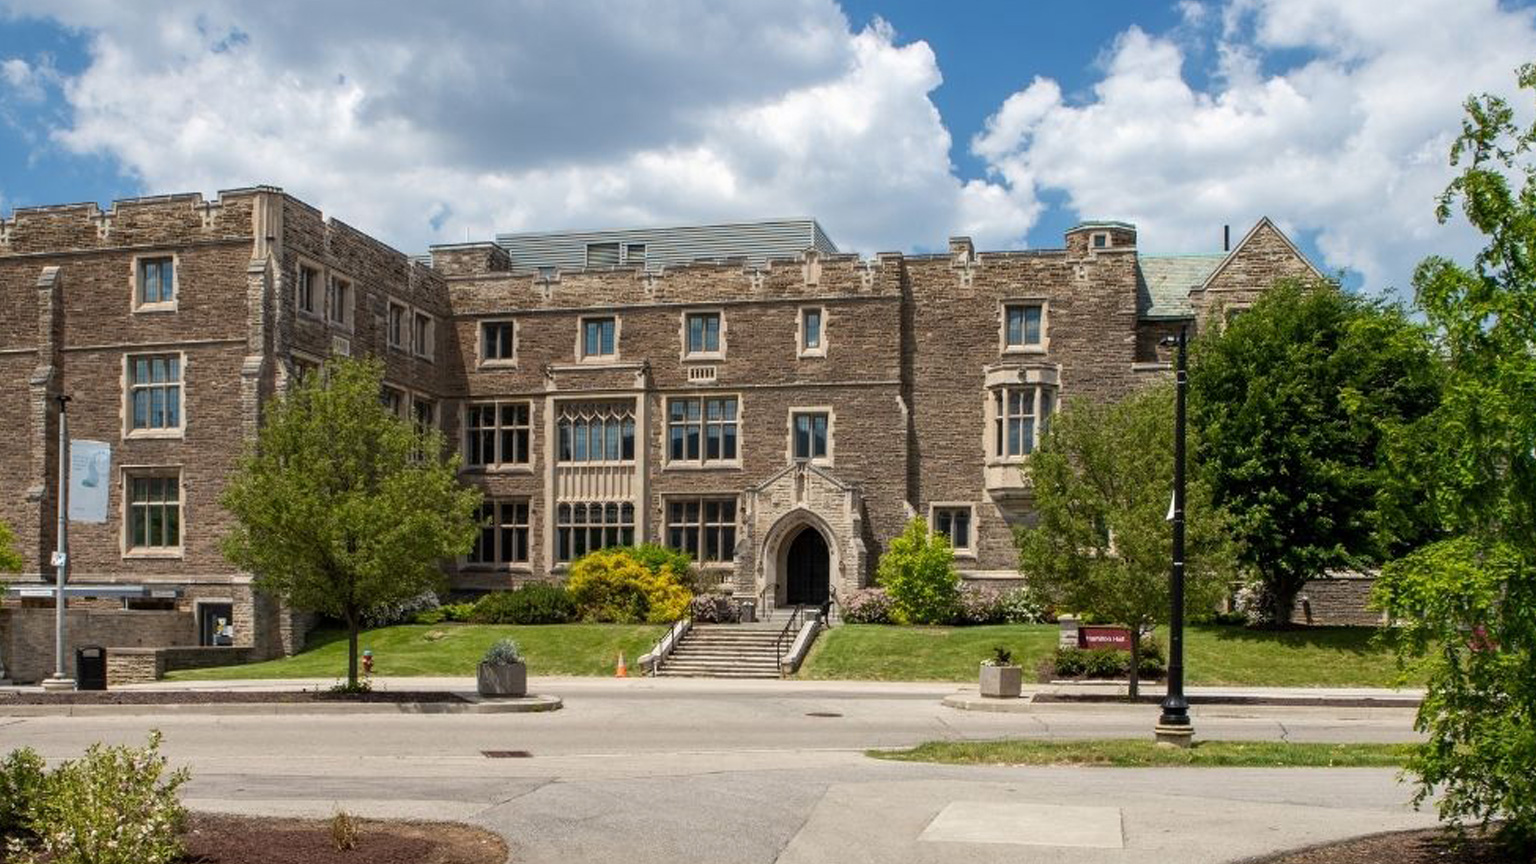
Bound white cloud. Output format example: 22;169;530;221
1;55;56;103
972;0;1536;294
1;0;1034;255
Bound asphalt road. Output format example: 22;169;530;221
0;679;1436;863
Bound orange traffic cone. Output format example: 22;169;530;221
615;651;628;678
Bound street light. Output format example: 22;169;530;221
41;393;75;692
1155;328;1192;746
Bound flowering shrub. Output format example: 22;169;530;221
1000;585;1048;624
0;747;46;844
18;730;188;864
954;585;1007;625
567;549;692;623
689;594;741;623
363;589;440;628
840;588;893;624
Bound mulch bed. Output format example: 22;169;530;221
181;813;506;864
1250;827;1530;864
0;690;468;705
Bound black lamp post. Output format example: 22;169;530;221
1155;327;1193;746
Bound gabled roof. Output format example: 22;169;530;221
1136;254;1226;319
1193;216;1325;294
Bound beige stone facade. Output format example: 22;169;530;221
0;188;1316;679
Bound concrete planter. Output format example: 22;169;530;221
979;663;1022;699
477;661;527;698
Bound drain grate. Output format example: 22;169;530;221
482;750;533;759
805;712;843;718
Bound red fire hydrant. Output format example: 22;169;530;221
362;649;374;676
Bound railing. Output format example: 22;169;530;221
643;609;693;676
756;583;772;623
821;586;840;628
774;605;806;672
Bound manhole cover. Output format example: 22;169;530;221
805;712;843;718
481;750;532;758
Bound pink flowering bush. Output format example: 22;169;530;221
841;588;893;624
13;730;188;864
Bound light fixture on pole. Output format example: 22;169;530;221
1155;327;1192;746
41;394;75;693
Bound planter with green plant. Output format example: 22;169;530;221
979;646;1022;698
477;639;527;698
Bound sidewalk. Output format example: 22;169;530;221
3;674;1424;706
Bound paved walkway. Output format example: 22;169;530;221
0;676;1434;862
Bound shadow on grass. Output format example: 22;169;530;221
1199;623;1402;656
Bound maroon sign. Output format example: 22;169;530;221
1078;626;1133;652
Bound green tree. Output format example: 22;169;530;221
1375;65;1536;852
1017;384;1234;696
0;520;21;574
1190;280;1442;625
877;518;960;625
221;357;481;688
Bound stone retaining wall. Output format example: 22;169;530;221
1291;576;1384;627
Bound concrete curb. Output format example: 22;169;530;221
0;693;563;717
942;692;1421;711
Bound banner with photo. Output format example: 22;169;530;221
68;439;111;524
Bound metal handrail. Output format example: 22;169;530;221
774;605;804;671
647;609;693;676
821;586;840;628
756;583;772;623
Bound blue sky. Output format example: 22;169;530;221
2;1;1535;294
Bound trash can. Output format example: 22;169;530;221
739;600;756;623
75;646;107;691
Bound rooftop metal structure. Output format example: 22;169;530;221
493;218;838;274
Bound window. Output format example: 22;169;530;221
586;242;620;268
468;500;530;567
380;386;406;418
465;402;531;468
124;597;177;611
582;317;616;358
136;257;174;307
292;355;321;385
667;498;737;563
388;302;408;349
413;312;435;359
1004;303;1045;350
557;402;635;463
481;320;515;364
1092;232;1110;249
625;244;646;266
413;397;437;430
126;474;180;552
792;411;829;461
327;276;351;326
668;397;739;464
799;307;824;355
684;312;721;356
127;354;182;432
933;506;973;553
297;265;320;315
556;502;635;562
993;385;1055;459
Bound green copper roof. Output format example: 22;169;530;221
1137;254;1226;319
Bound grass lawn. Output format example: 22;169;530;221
870;739;1414;767
165;623;666;680
798;623;1417;688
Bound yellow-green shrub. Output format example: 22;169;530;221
566;550;692;623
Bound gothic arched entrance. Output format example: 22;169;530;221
784;526;830;606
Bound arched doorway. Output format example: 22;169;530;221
784;526;830;606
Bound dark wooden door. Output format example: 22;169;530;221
785;528;830;606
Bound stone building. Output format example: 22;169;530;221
0;187;1318;681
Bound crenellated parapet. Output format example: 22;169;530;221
0;187;273;255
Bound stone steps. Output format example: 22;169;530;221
653;624;787;679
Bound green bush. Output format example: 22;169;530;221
876;518;960;624
470;583;576;625
441;602;475;622
0;747;46;843
567;549;692;623
607;543;704;592
23;731;188;864
1052;643;1164;679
